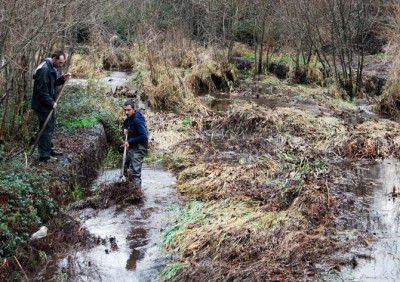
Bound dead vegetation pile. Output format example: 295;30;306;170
161;98;400;280
162;198;349;282
96;181;143;208
167;102;400;205
341;119;400;159
67;181;143;211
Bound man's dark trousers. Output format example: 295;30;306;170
35;110;55;159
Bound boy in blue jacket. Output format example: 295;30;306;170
122;99;148;187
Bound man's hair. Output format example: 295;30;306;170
123;99;136;108
51;50;66;59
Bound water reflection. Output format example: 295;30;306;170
341;158;400;281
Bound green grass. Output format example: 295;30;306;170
59;117;97;130
240;50;306;65
161;200;205;252
102;148;122;168
160;261;185;281
70;183;84;201
372;53;385;59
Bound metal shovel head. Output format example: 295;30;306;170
117;174;126;183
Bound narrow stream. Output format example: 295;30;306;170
55;164;180;281
69;71;133;93
339;158;400;281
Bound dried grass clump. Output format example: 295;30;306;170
101;47;135;71
212;105;281;135
162;199;342;282
176;161;280;201
136;40;236;112
278;108;348;153
211;106;346;154
146;111;197;152
141;61;202;112
69;53;103;79
378;3;400;116
306;57;325;86
341;119;400;159
185;60;237;94
145;72;183;110
378;81;400;116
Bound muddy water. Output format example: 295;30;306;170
339;158;400;281
56;164;180;281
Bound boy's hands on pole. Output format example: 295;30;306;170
123;130;129;148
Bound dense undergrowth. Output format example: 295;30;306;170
0;159;58;259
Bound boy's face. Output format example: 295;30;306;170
123;105;135;117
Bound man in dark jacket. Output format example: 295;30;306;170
31;50;71;162
122;99;148;187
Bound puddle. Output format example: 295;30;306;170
338;158;400;281
46;164;180;281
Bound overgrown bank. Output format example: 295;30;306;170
150;75;400;280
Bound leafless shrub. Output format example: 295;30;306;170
378;1;400;116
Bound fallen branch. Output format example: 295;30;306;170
13;256;28;281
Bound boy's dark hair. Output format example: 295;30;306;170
51;50;66;59
123;99;136;108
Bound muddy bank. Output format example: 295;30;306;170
12;123;109;281
33;123;108;203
